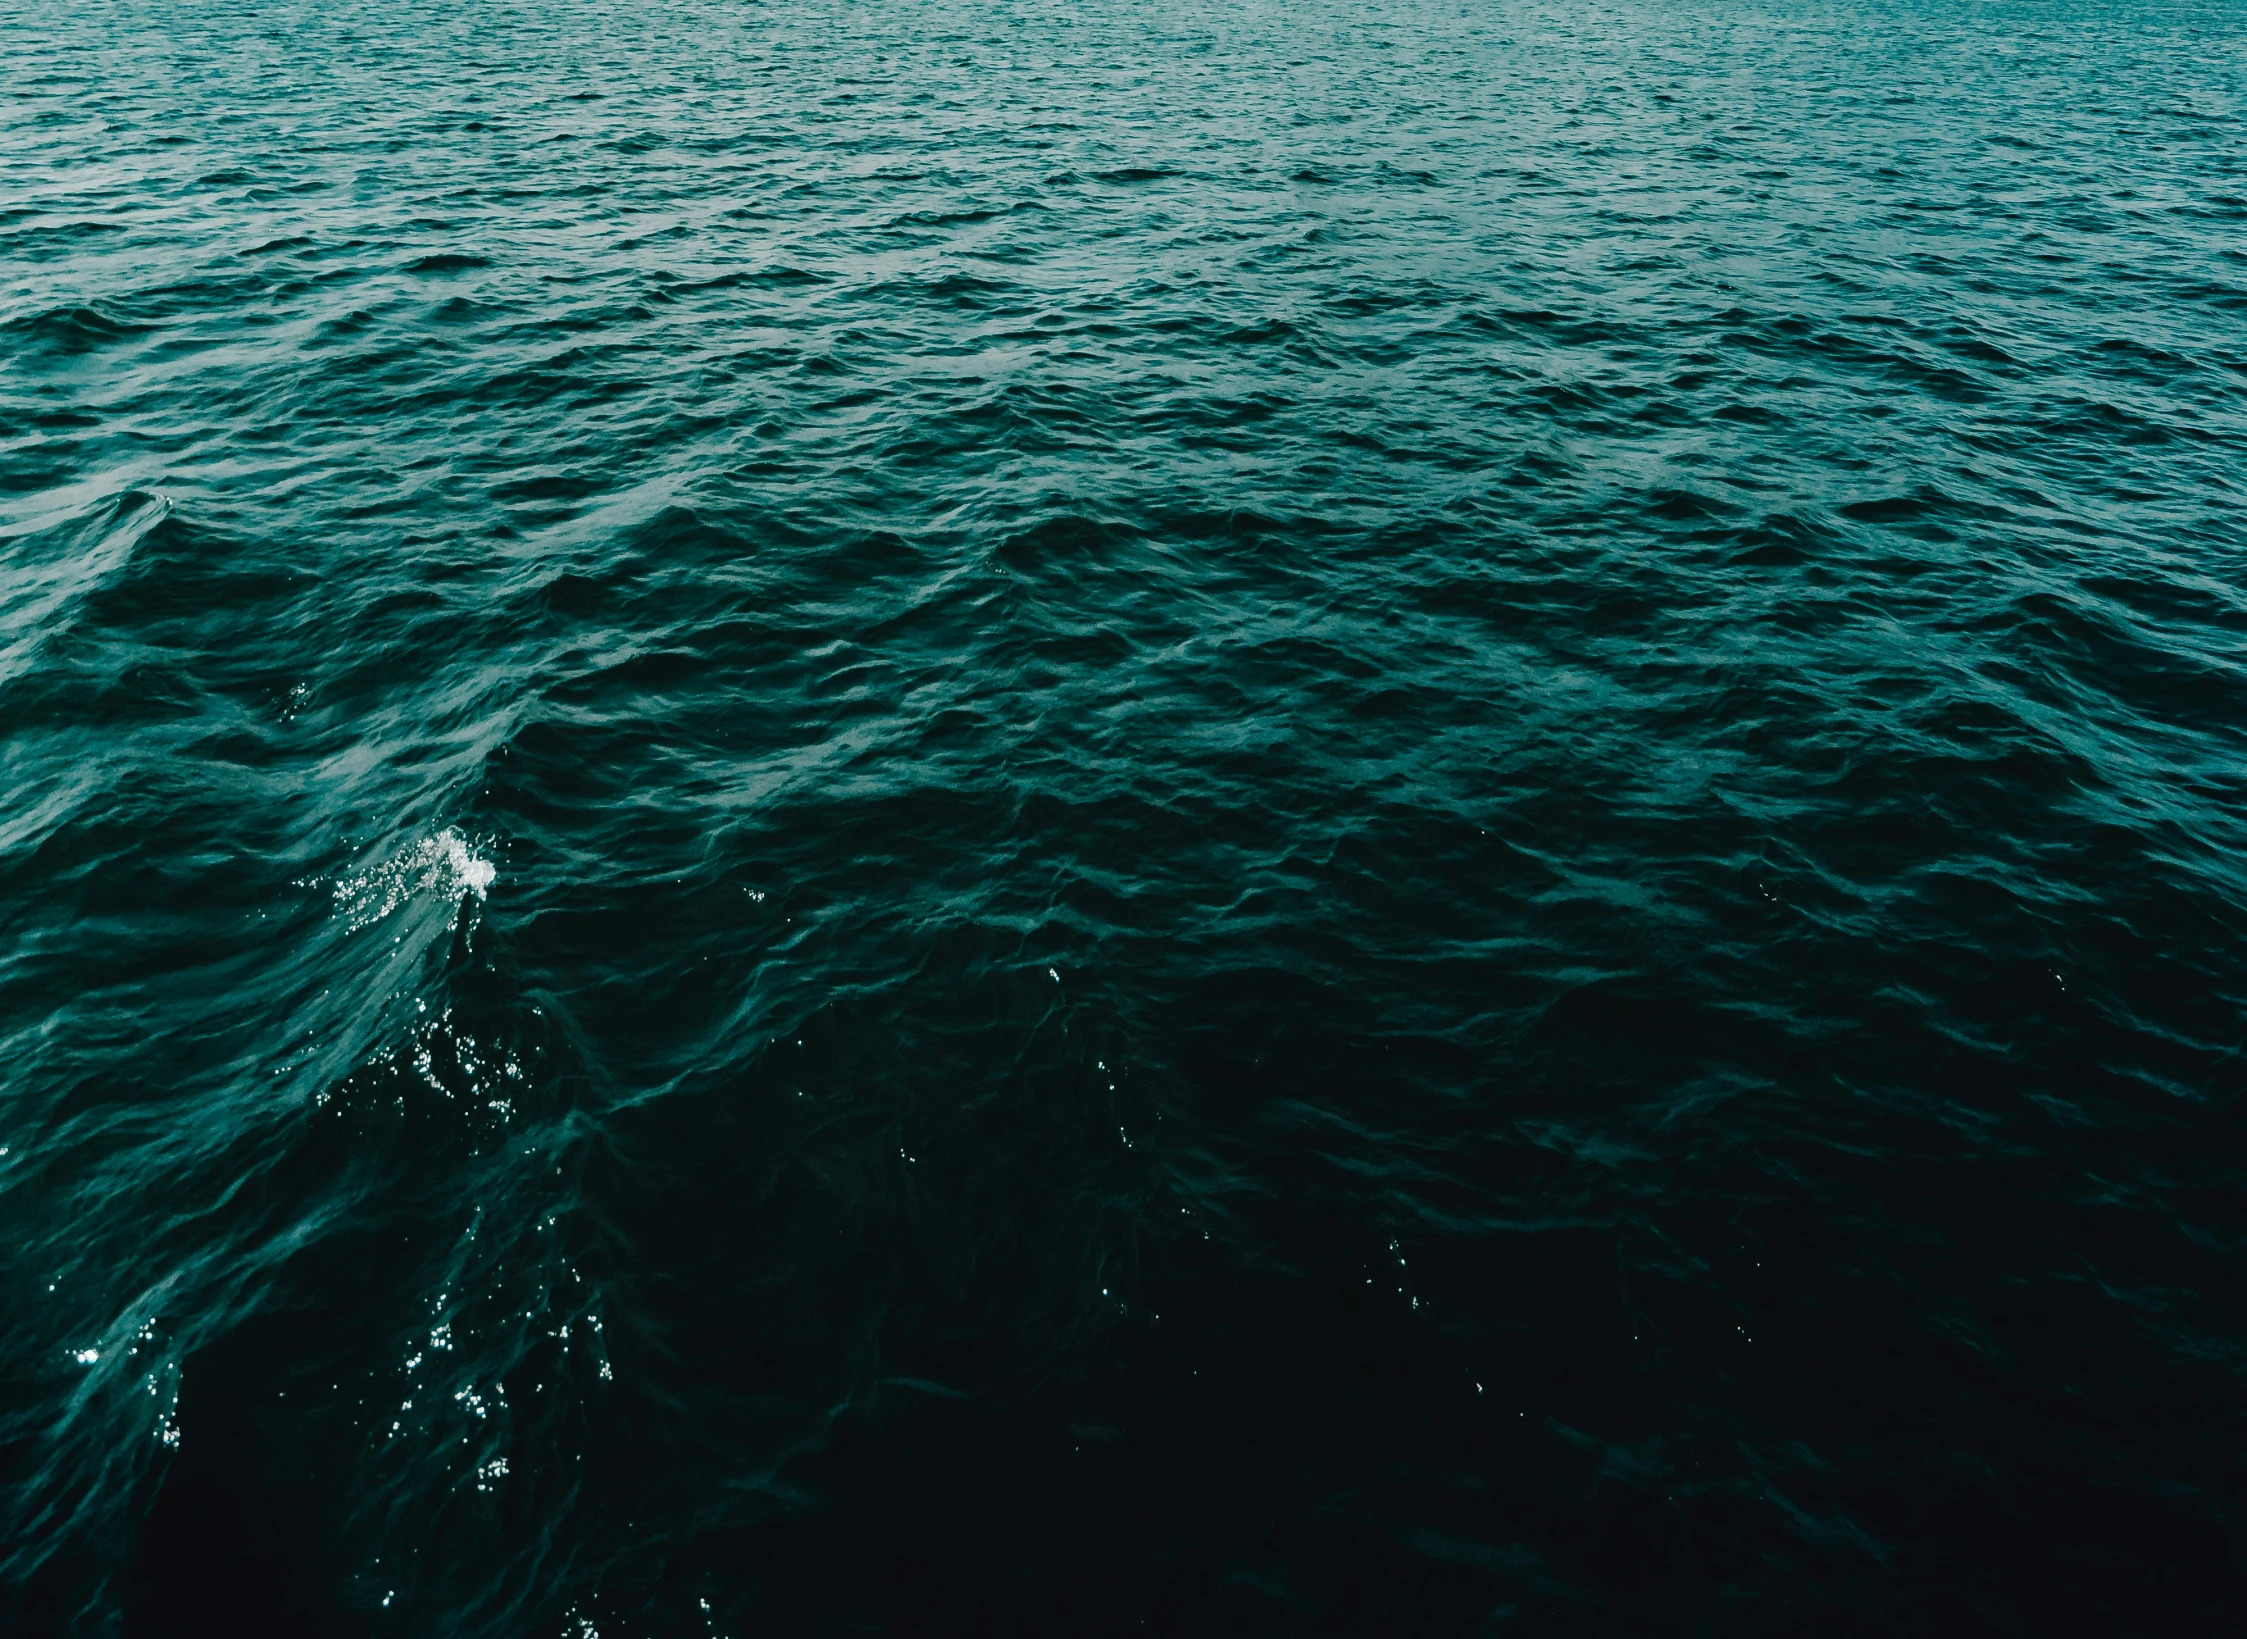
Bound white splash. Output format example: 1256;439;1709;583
334;829;496;931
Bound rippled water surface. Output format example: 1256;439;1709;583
5;0;2245;1630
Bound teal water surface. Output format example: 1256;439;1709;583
4;0;2246;1631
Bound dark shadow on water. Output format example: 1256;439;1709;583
125;1329;365;1639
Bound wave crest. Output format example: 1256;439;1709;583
333;829;496;931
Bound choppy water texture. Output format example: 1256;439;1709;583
4;0;2245;1631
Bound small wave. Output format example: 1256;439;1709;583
333;829;496;931
2;301;153;355
0;489;171;685
405;252;491;274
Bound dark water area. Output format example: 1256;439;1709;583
4;0;2245;1630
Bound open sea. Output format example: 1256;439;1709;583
4;0;2245;1631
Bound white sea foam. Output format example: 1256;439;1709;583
334;829;496;931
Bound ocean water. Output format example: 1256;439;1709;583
4;0;2245;1630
